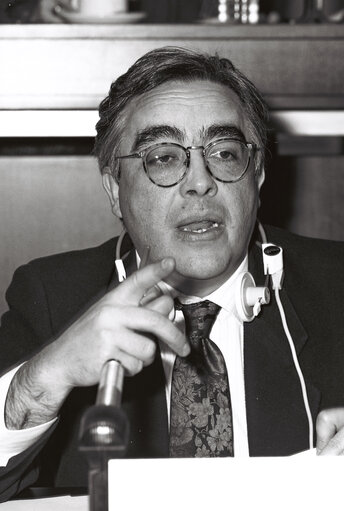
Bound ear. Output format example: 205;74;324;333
102;168;122;219
256;166;265;191
255;166;265;209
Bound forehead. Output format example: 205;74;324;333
120;79;249;146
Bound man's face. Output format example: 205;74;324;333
103;79;264;296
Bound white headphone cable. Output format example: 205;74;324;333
274;286;314;450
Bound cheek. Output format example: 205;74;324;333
226;177;259;221
240;184;259;219
225;179;260;244
118;177;166;249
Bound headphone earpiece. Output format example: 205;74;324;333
262;243;284;290
235;272;270;322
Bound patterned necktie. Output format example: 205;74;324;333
169;300;234;457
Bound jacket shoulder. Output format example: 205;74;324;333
26;237;117;278
5;238;118;341
264;225;344;275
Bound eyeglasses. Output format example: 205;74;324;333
115;138;258;188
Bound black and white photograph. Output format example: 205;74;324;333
0;1;343;509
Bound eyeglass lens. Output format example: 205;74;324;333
144;140;250;186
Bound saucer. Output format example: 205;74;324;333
198;17;238;24
54;7;146;24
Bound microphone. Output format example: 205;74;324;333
96;359;124;407
79;359;129;451
79;361;129;511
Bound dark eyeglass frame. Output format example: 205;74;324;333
114;137;258;188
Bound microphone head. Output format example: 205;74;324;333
79;404;130;463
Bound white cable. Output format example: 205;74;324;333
274;287;313;450
257;220;268;244
115;228;127;261
115;228;128;282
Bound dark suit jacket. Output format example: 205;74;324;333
1;225;344;501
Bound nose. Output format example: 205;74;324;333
179;149;218;198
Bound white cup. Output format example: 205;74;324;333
68;0;128;17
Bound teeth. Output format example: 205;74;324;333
181;222;219;233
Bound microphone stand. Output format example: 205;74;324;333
79;360;129;511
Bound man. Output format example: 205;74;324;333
0;46;344;501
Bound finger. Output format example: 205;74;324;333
317;427;344;456
316;408;344;454
112;331;157;366
144;295;174;317
316;410;337;453
114;350;144;377
139;285;162;307
111;258;175;305
118;307;189;357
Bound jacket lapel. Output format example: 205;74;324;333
244;242;320;455
123;355;169;458
248;242;308;357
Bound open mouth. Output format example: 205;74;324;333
179;220;220;234
177;219;224;238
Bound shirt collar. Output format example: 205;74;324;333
206;255;248;313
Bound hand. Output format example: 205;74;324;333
316;408;344;455
46;256;188;384
5;258;189;429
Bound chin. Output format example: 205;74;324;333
175;257;231;282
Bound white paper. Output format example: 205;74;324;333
0;495;88;511
108;457;343;511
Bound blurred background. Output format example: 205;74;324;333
0;0;343;23
0;0;343;316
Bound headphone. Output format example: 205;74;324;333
114;223;313;450
114;222;282;323
235;240;284;322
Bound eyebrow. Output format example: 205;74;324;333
131;123;246;153
132;125;185;152
203;124;246;143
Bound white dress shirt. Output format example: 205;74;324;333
0;256;249;466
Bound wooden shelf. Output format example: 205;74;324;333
1;23;343;111
0;23;343;39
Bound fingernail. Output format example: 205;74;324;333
140;286;161;306
161;258;174;271
140;293;154;306
182;343;190;357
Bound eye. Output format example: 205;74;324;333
146;145;184;168
152;154;175;165
211;149;235;161
207;140;243;164
147;153;177;168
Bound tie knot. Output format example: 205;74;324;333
175;299;220;339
